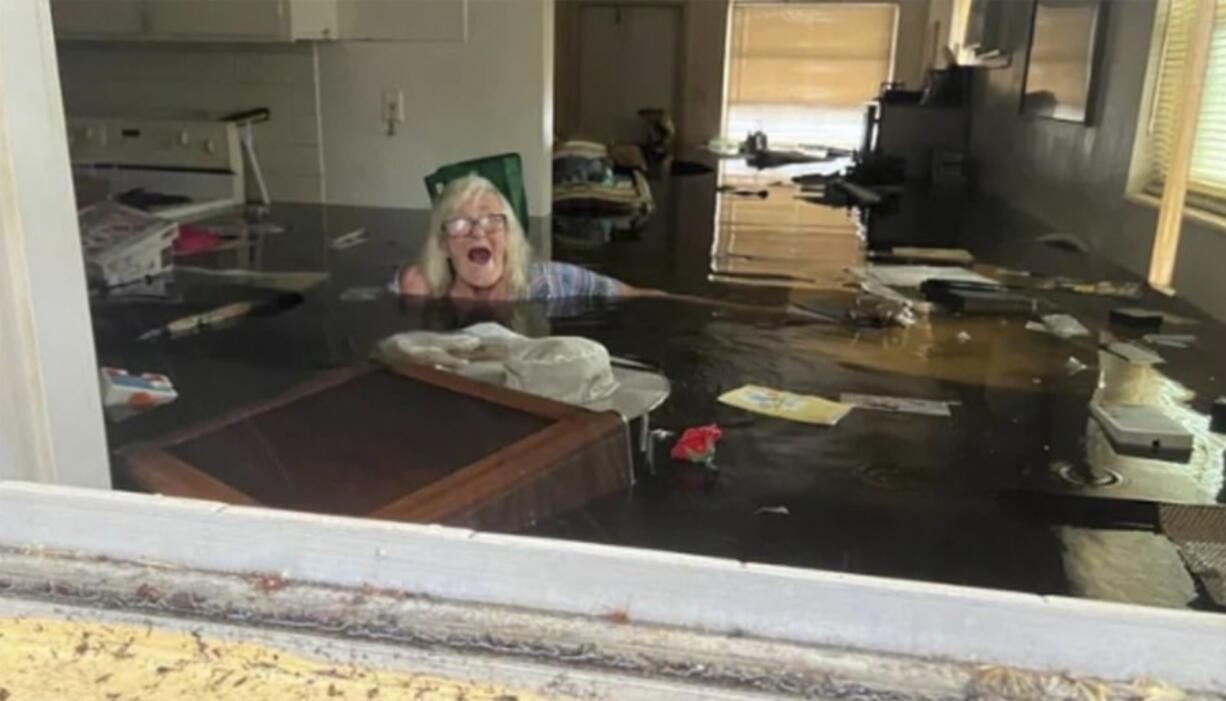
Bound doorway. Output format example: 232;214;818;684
569;3;683;144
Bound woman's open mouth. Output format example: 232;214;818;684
467;246;492;265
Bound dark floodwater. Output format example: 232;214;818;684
92;167;1226;611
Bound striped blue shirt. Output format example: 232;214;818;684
528;262;621;300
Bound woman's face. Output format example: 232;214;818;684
444;190;509;290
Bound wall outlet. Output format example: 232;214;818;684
382;89;405;124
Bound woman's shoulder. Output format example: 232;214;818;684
529;260;585;287
528;261;621;299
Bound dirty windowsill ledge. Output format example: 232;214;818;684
1125;191;1226;236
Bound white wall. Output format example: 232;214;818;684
53;0;556;215
340;0;467;42
318;0;554;215
0;0;110;488
967;0;1226;323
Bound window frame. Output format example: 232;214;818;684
6;1;1226;692
719;0;902;145
1127;0;1226;226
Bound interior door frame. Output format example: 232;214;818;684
563;0;688;146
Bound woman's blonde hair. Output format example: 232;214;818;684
418;174;532;297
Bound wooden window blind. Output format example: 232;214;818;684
724;3;897;147
1145;0;1226;209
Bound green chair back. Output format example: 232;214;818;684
423;152;530;234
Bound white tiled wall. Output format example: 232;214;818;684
56;42;324;203
317;0;554;213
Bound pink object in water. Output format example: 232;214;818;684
174;224;221;255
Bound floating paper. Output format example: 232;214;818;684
330;227;368;250
1027;314;1089;339
1040;313;1090;338
1065;356;1089;375
718;385;852;426
1143;333;1196;349
1025;321;1048;334
1108;342;1165;365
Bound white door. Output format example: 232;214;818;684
576;4;680;143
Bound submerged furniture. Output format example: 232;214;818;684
866;102;968;184
117;363;633;532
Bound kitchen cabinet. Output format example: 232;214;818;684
51;0;339;42
51;1;145;36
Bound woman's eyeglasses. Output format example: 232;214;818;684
442;213;508;238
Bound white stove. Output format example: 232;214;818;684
67;116;246;222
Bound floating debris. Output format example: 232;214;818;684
1050;279;1143;298
850;285;917;327
330;228;369;251
99;367;177;422
1027;316;1091;338
1107;341;1165;366
851;265;996;289
1110;307;1165;331
670;425;722;465
870;247;974;265
1143;333;1196;349
1040;313;1090;338
340;286;383;302
1065;356;1089;375
840;393;954;417
719;385;852;426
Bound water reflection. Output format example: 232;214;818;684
1055;351;1226;607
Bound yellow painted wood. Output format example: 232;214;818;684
1149;0;1219;291
1145;0;1226;200
0;617;556;700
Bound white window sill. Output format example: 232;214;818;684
1125;191;1226;235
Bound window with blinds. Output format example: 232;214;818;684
1141;0;1226;210
724;3;897;148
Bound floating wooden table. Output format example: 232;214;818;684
117;363;633;532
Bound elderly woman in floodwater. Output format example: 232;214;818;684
395;174;635;301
